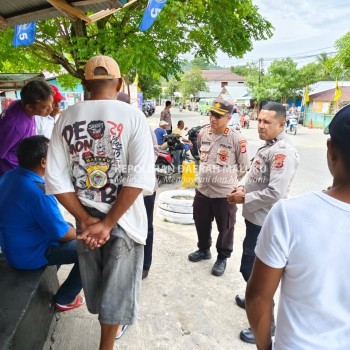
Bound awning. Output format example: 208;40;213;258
0;0;130;29
0;73;44;91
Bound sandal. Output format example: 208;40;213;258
115;325;128;340
55;294;85;311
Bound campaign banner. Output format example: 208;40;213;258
12;22;36;47
139;0;168;32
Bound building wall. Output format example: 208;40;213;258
304;103;333;128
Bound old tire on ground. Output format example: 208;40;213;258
157;207;194;225
158;190;194;214
157;190;195;224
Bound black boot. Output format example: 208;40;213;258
188;249;211;262
240;307;275;344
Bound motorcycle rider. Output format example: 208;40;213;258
154;121;169;150
173;120;193;150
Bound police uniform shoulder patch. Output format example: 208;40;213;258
239;139;247;153
223;127;229;135
273;153;286;169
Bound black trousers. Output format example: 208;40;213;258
143;192;156;270
240;219;262;282
193;189;237;259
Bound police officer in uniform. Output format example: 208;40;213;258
227;102;299;344
188;100;249;276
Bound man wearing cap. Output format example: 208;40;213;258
36;85;65;139
227;102;299;344
0;79;54;175
188;99;249;276
154;120;169;150
160;100;172;134
245;104;350;350
45;55;155;349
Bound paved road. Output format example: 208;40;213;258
45;108;331;350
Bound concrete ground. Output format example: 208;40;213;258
44;106;331;350
44;191;253;350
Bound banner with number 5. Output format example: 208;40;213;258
139;0;168;32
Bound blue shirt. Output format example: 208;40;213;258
0;167;69;269
154;127;167;145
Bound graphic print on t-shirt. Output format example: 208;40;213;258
63;119;124;204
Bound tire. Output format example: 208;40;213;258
157;207;194;225
293;127;297;135
158;190;195;207
157;190;195;222
158;200;193;214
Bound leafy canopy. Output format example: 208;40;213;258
0;0;272;89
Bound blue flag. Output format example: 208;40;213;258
12;22;36;47
139;0;168;32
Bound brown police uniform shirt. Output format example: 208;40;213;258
243;131;299;226
160;108;172;131
197;126;249;198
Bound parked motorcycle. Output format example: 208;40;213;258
155;133;189;183
285;117;297;135
187;123;209;162
142;102;155;117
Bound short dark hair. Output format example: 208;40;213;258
117;91;130;104
177;120;184;127
20;79;53;106
332;139;350;174
166;100;171;107
262;102;286;119
17;135;50;169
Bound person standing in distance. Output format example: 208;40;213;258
188;100;249;276
45;55;155;349
160;100;172;134
227;102;299;344
246;104;350;350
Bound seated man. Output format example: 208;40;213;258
0;135;84;311
173;120;193;149
154;120;169;150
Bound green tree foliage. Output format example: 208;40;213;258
139;74;162;99
0;0;272;89
244;58;328;103
190;57;210;70
231;63;258;78
326;32;350;79
164;78;180;99
178;68;208;99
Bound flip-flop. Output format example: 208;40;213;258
115;325;128;340
55;295;85;311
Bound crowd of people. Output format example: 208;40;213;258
0;54;349;350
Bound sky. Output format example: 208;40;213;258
216;0;350;67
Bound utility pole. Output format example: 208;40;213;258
258;57;263;114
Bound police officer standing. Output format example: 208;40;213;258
188;100;249;276
227;102;299;344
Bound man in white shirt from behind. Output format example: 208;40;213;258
246;104;350;350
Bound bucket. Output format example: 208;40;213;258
181;160;196;188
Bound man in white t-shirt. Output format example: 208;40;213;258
246;104;350;350
45;55;155;349
35;85;65;139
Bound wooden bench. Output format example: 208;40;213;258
0;254;59;350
